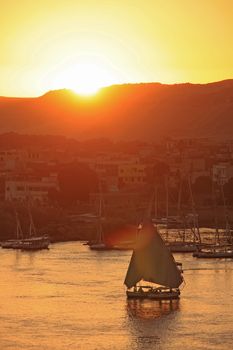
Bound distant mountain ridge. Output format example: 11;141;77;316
0;80;233;140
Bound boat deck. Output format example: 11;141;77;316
127;286;180;300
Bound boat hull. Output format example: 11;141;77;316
20;236;50;251
167;243;197;253
126;288;180;300
89;243;113;250
1;240;24;249
193;244;233;258
21;244;49;251
193;251;233;258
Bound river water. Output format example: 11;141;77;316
0;242;232;350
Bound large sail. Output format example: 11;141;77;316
124;221;183;289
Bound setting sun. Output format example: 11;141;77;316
1;1;233;97
49;61;119;96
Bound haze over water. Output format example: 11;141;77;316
0;242;232;350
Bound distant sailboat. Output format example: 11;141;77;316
89;217;109;250
124;220;184;300
20;208;50;251
163;175;200;253
1;212;24;249
89;186;112;250
193;178;233;258
2;183;50;250
193;243;233;258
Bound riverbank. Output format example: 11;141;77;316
0;202;233;244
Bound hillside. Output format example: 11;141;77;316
0;80;233;140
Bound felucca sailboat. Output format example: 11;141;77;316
124;220;184;300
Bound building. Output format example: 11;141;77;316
212;163;233;185
89;189;149;221
118;163;147;187
5;173;59;204
0;149;27;172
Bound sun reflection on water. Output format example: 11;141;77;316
126;299;180;320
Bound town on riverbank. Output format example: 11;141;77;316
1;133;233;244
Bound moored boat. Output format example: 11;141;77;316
166;241;198;253
193;244;233;258
20;208;50;251
89;241;112;250
1;212;24;249
89;186;112;251
20;235;50;251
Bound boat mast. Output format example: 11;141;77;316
154;183;158;220
15;211;23;240
165;175;169;239
177;174;185;242
177;175;182;219
220;179;231;244
28;206;37;237
9;189;24;240
97;180;104;244
188;174;200;243
212;175;219;244
24;180;37;238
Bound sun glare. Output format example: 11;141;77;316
50;61;118;96
71;63;104;95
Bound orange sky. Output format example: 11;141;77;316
1;0;233;96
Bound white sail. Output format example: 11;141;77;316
124;221;183;289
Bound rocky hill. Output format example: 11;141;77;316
0;80;233;140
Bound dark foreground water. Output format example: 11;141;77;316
0;242;232;350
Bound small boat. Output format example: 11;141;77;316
124;220;184;300
89;217;112;250
166;241;198;253
88;224;113;251
153;175;201;253
20;235;50;251
195;180;233;258
127;285;180;300
89;243;111;250
20;209;50;251
193;244;233;258
89;187;112;251
1;212;24;249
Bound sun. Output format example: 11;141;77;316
50;61;118;96
70;63;105;95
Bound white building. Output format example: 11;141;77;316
212;163;233;185
0;149;27;171
5;174;59;204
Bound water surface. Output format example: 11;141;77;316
0;242;232;350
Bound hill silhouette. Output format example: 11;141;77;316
0;80;233;140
